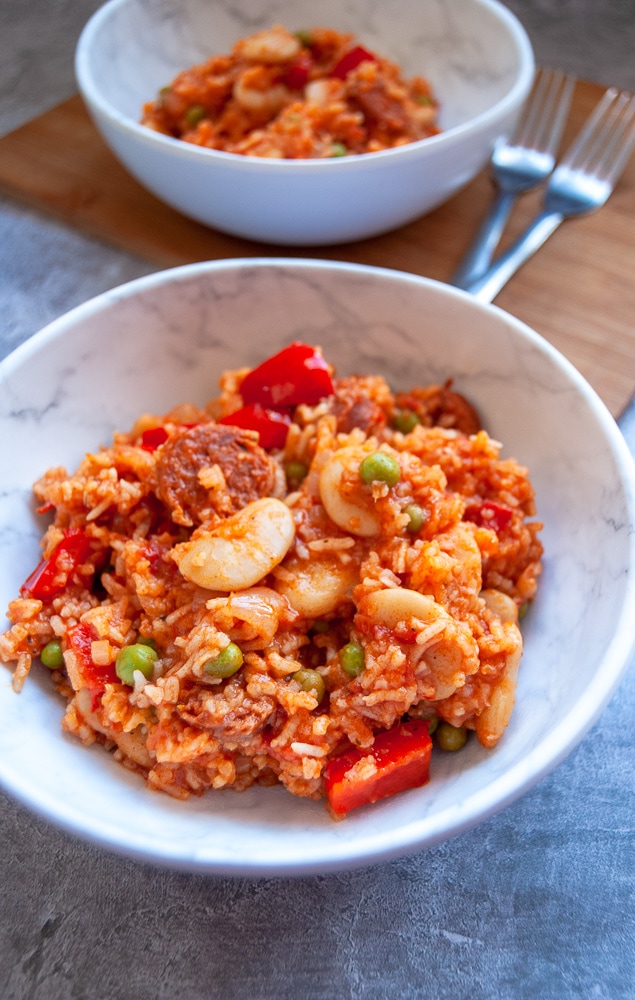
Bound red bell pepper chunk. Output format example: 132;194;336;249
66;622;118;708
139;423;200;452
283;51;313;89
140;426;169;451
464;500;514;533
219;403;291;450
239;342;334;409
20;528;92;603
331;44;378;80
324;719;432;818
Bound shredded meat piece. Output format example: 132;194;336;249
177;684;276;739
347;70;411;132
330;377;388;435
395;382;482;435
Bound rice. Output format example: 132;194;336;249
141;25;440;159
0;348;543;816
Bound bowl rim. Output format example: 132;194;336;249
1;257;634;876
74;0;536;171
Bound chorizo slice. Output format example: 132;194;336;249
156;423;276;526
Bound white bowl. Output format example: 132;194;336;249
1;259;634;876
75;0;534;245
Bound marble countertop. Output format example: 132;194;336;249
1;3;634;998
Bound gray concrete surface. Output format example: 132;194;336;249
1;3;634;998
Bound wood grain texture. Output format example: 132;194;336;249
0;80;633;417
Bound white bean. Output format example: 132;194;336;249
361;587;438;628
475;634;522;748
481;588;519;624
232;76;291;113
274;554;358;618
173;497;295;592
319;446;381;537
305;79;341;104
238;26;301;64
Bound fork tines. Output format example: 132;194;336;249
514;68;576;155
561;87;635;183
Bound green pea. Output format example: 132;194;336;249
393;409;420;434
404;503;425;534
185;104;206;127
435;722;468;752
416;94;433;106
285;460;308;485
426;716;439;736
340;641;365;678
310;620;330;635
292;668;325;703
331;142;348;157
518;601;529;619
40;639;63;670
115;643;158;685
295;28;313;46
204;642;243;678
138;636;157;650
359;451;401;488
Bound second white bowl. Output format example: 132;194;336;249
75;0;534;244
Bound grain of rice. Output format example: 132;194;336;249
291;742;327;758
307;537;355;552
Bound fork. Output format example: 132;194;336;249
462;87;635;303
451;68;576;289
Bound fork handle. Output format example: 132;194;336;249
462;210;565;303
451;190;518;288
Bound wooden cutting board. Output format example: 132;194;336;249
1;81;634;418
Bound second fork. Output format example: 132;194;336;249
452;68;575;289
462;87;635;303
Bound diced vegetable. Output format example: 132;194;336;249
139;423;200;452
140;426;169;451
404;503;425;534
340;641;366;678
185;104;206;127
40;639;64;670
115;643;158;685
464;499;514;533
283;51;313;89
66;622;117;707
203;642;244;678
294;29;313;48
359;451;401;487
292;668;326;703
435;722;467;751
219;403;291;450
238;342;334;408
393;409;420;433
330;45;378;80
324;718;432;818
20;528;92;603
284;460;309;485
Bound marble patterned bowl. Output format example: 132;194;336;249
1;259;634;876
75;0;534;245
